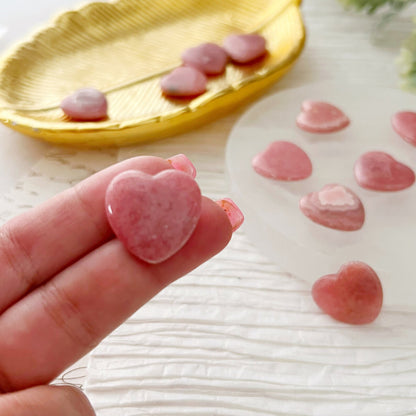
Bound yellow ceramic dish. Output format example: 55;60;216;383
0;0;305;147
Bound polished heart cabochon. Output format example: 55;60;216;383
105;170;202;264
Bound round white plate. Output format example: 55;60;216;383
226;83;416;309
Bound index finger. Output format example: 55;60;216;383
0;156;172;313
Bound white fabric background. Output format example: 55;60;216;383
1;0;416;414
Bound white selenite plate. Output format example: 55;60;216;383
226;82;416;309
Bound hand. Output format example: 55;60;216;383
0;156;235;415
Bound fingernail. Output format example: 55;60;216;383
216;198;244;232
168;154;197;178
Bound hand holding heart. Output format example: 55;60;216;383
0;155;237;415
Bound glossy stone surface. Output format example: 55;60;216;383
252;141;312;181
296;101;350;133
168;154;197;179
181;43;228;75
60;88;108;121
312;261;383;325
299;184;365;231
160;67;207;97
223;34;267;64
216;198;244;232
106;170;202;264
391;111;416;146
354;151;415;191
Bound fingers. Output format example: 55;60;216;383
0;156;172;314
0;385;95;416
0;198;232;391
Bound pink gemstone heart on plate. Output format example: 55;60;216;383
223;34;267;64
354;151;415;191
252;141;312;181
60;88;108;121
296;101;350;134
160;66;207;98
181;43;228;75
105;170;202;264
391;111;416;146
312;261;383;325
300;184;365;231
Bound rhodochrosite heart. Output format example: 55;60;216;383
181;43;228;75
60;88;108;121
312;261;383;324
354;151;415;191
105;170;202;264
296;101;350;133
299;184;365;231
223;34;267;64
160;67;207;97
252;141;312;181
391;111;416;146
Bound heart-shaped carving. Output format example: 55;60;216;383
252;141;312;181
296;101;350;134
181;43;228;75
354;151;415;191
223;34;267;64
300;184;365;231
105;170;202;264
391;111;416;146
312;261;383;324
160;67;207;97
60;88;108;121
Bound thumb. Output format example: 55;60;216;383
0;385;95;416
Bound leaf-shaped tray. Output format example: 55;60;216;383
0;0;305;147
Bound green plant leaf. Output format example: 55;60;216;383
398;19;416;92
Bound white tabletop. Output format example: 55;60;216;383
2;1;416;415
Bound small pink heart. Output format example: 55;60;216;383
312;261;383;325
252;141;312;181
391;111;416;146
296;101;350;134
223;34;267;64
160;67;207;98
354;151;415;191
60;88;108;121
181;43;228;75
300;184;365;231
105;170;202;264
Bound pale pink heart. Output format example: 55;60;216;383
391;111;416;146
252;141;312;181
299;184;365;231
296;101;350;133
223;34;267;64
312;261;383;325
354;151;415;191
160;67;207;97
181;43;228;75
216;198;244;232
105;170;202;264
60;88;108;121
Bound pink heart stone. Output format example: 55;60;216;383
252;141;312;181
354;151;415;191
300;184;365;231
223;34;267;64
181;43;228;75
391;111;416;146
312;261;383;325
296;101;350;134
105;170;202;264
160;67;207;97
60;88;108;121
